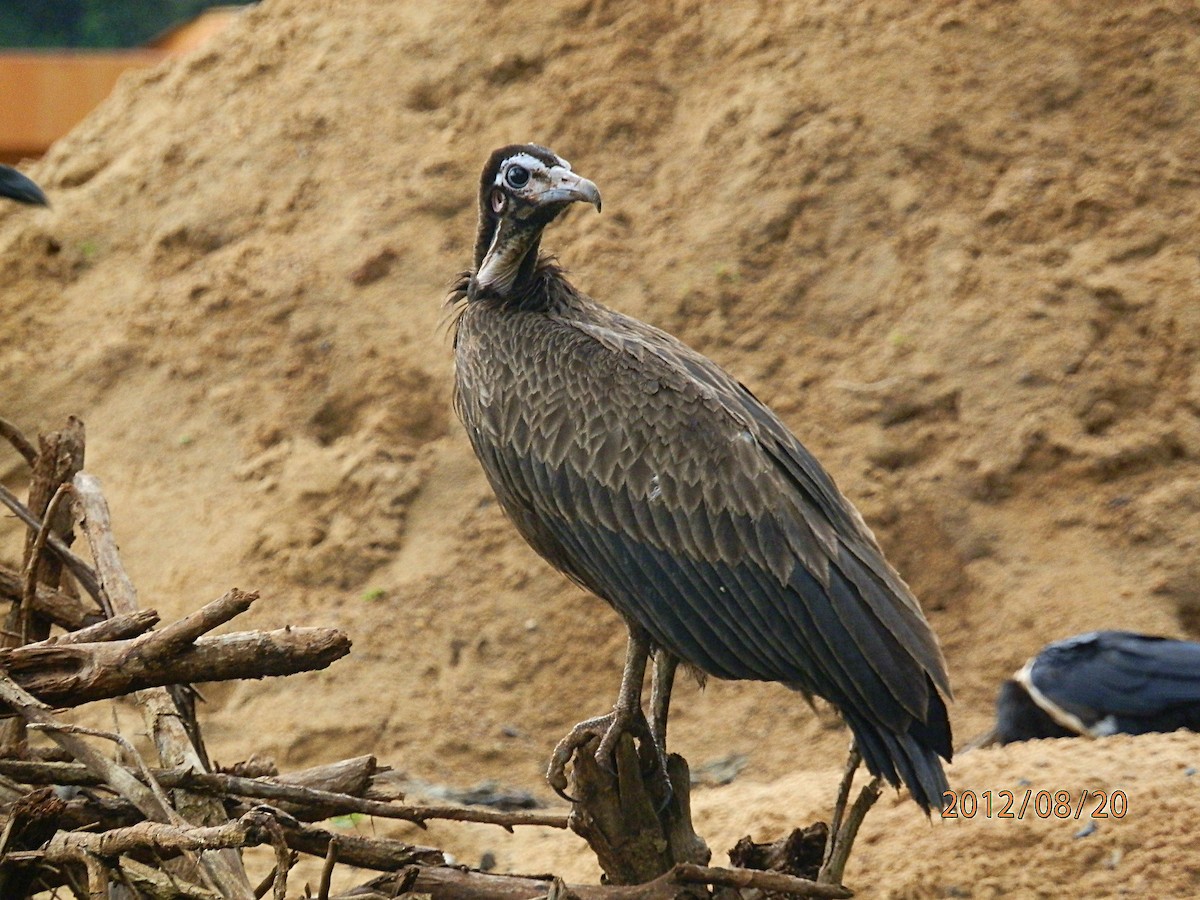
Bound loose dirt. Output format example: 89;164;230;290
2;0;1198;895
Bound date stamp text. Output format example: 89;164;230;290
941;789;1127;819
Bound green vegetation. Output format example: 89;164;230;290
0;1;253;49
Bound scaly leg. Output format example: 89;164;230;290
547;624;653;798
649;649;677;756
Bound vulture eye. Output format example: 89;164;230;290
506;165;530;189
491;189;506;214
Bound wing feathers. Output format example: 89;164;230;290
453;289;953;792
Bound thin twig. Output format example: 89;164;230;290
672;862;853;898
26;722;185;827
0;416;37;464
266;817;291;900
0;670;163;820
823;740;860;873
253;865;278;900
317;836;339;900
20;482;73;642
818;777;882;887
0;483;104;606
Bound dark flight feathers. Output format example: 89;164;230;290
995;630;1200;743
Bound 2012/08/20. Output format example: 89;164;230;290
941;789;1128;819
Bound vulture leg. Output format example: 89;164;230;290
547;623;655;799
649;648;678;754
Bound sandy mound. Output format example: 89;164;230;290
2;0;1198;895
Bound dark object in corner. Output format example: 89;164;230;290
0;165;48;206
994;630;1200;744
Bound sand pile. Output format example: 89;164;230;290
1;0;1198;895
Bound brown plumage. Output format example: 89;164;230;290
450;144;953;811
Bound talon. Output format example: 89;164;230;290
546;711;619;797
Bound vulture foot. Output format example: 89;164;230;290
546;705;671;804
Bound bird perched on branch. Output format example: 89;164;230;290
991;630;1200;744
0;165;47;206
450;144;953;811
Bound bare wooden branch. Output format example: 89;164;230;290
153;590;257;652
0;671;165;821
84;852;109;900
231;817;448;873
817;777;881;887
0;416;37;464
71;472;134;618
0;484;103;604
20;419;86;620
0;756;378;801
30;609;160;646
568;734;708;885
25;723;187;830
119;857;221;900
5;808;283;863
19;481;73;640
71;472;255;900
0;620;352;713
221;774;568;829
0;756;557;831
275;755;381;797
671;863;853;898
0;786;67;898
344;861;853;900
317;836;338;900
2;420;86;756
0;566;102;631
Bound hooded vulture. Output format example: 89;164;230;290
450;144;953;811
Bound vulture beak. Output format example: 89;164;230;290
532;166;602;214
0;166;48;206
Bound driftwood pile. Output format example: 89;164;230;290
0;416;860;899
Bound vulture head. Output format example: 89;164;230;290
468;144;600;302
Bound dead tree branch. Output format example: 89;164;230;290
0;616;352;713
0;670;165;820
71;471;255;900
343;861;853;900
29;608;160;646
0;484;103;605
4;807;285;863
0;416;37;464
0;566;102;631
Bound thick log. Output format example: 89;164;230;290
568;734;709;886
